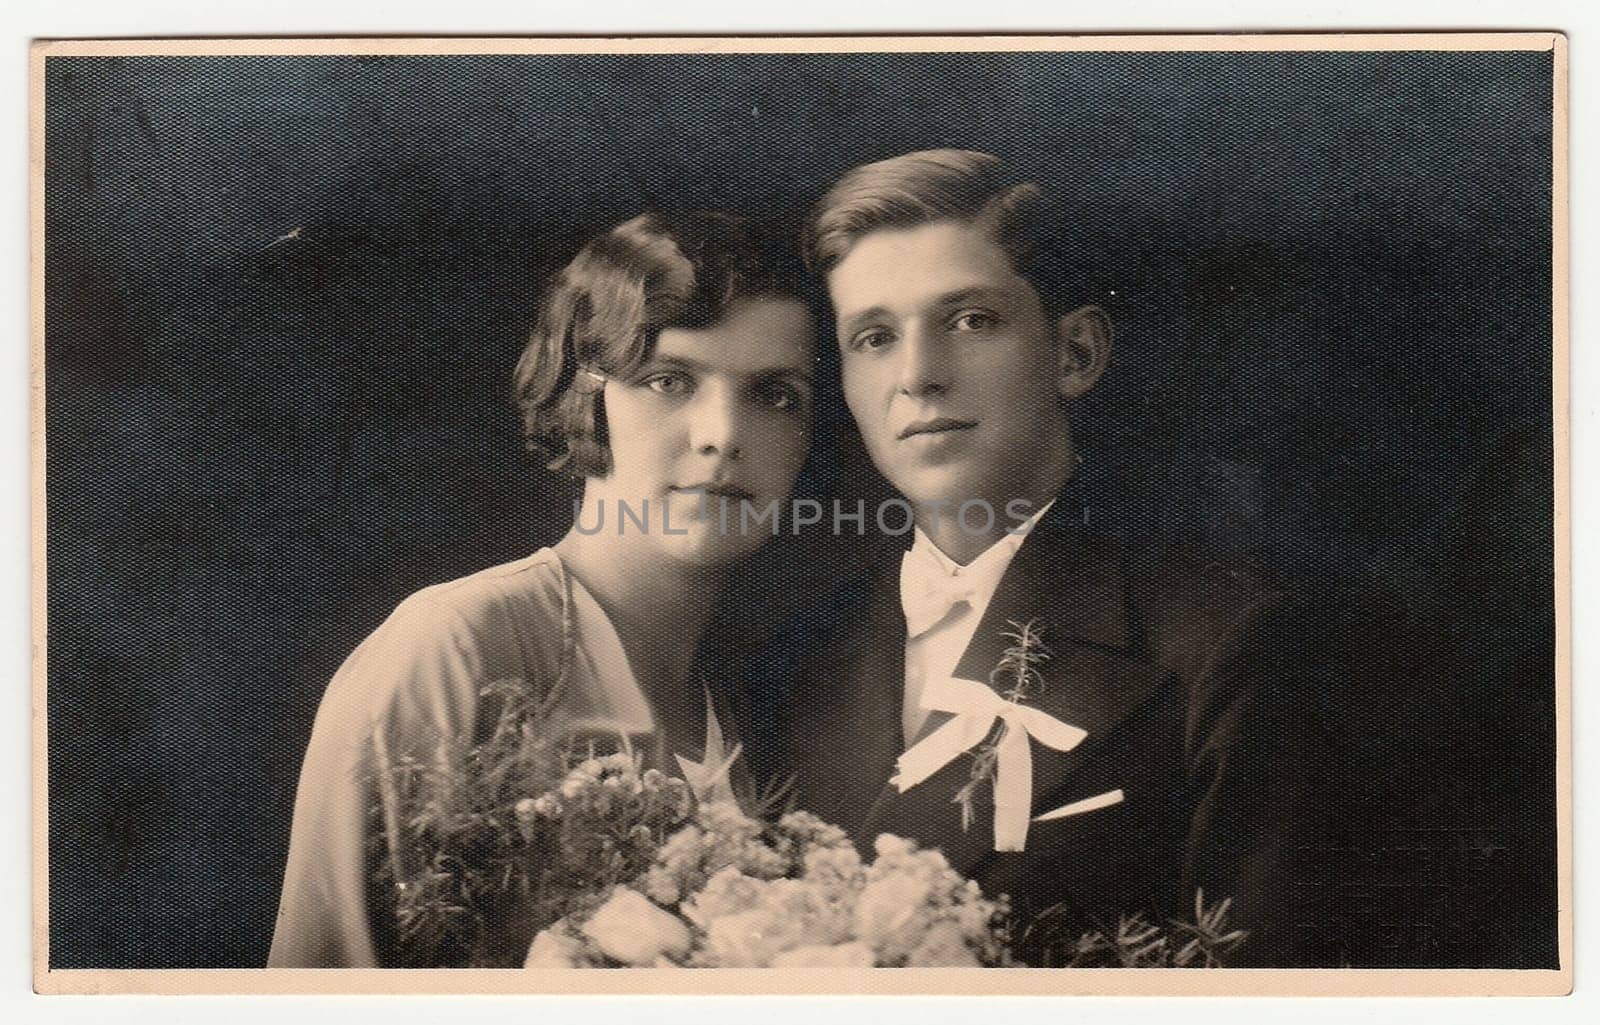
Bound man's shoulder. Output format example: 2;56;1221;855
1110;542;1287;679
1119;545;1279;628
743;543;894;696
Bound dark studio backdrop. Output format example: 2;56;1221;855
43;47;1557;969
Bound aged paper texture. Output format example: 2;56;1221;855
30;32;1570;995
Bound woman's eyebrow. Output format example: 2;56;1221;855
647;353;813;382
641;354;704;372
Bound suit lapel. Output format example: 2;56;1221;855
863;499;1166;875
799;563;907;840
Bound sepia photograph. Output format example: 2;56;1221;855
30;33;1569;994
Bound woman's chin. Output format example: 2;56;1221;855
652;526;767;570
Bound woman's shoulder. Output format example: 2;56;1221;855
316;549;574;740
397;547;569;627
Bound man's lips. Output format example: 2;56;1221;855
897;417;978;440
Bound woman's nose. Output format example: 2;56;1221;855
689;381;743;460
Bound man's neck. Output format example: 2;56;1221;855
914;476;1067;566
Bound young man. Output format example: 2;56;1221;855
763;149;1309;965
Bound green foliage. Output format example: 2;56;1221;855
1020;890;1248;968
955;619;1052;832
366;668;1248;969
368;677;695;967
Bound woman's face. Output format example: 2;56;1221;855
596;296;815;568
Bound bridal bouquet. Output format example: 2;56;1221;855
526;798;1011;967
370;678;1244;968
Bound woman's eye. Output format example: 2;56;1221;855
849;328;893;352
754;381;807;412
644;373;692;396
951;310;999;332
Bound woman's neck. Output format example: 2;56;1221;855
553;514;722;715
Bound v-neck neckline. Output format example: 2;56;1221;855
547;549;724;771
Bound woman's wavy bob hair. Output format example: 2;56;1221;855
514;211;812;478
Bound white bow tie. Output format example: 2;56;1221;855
900;545;978;638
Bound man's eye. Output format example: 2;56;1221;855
644;372;693;396
951;310;999;332
849;328;893;352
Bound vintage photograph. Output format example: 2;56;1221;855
32;34;1568;993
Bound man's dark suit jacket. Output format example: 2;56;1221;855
748;495;1314;966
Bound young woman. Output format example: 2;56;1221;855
268;212;817;967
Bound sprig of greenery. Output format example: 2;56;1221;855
990;618;1051;703
1166;890;1249;968
368;677;566;965
1019;889;1248;968
953;619;1052;832
368;671;702;967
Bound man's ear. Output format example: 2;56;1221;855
1054;304;1112;400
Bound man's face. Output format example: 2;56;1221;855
828;220;1073;515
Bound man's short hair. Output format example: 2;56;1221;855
514;211;808;477
803;148;1079;312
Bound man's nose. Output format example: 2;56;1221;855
896;324;948;397
688;381;744;460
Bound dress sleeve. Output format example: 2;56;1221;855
267;596;484;968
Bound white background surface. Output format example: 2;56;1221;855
5;1;1592;1021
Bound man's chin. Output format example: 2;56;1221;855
888;467;992;513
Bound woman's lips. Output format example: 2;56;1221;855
670;483;755;502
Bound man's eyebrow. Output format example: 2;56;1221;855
836;305;891;336
931;285;1023;308
837;286;1024;332
752;365;815;384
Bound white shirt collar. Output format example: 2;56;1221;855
907;498;1055;585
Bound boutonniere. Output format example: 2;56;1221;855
891;620;1121;852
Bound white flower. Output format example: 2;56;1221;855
802;845;863;885
701;908;794;967
681;866;767;928
641;866;682;906
771;942;875;968
853;873;931;946
779;811;851;851
524;928;583;968
698;800;762;839
907;921;980;967
580;888;691;966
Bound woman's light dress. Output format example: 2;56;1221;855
267;548;730;967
